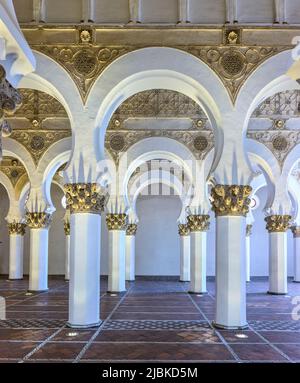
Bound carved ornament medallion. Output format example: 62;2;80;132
7;221;26;236
187;215;210;232
211;185;252;217
265;215;292;233
126;223;137;236
64;183;106;214
26;212;52;229
106;214;128;231
178;223;190;236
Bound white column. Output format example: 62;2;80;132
8;222;26;280
180;235;190;282
107;214;127;293
189;231;207;293
108;230;126;292
186;216;209;293
9;234;24;280
28;228;49;292
292;227;300;283
68;213;101;327
178;223;190;282
26;212;52;292
245;224;252;282
65;233;70;281
126;235;136;281
214;215;247;329
266;215;290;295
65;183;104;329
268;232;288;294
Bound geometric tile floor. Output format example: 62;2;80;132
0;276;300;363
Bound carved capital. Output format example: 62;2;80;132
126;223;137;236
265;215;291;233
178;223;190;236
246;224;252;237
291;226;300;238
64;221;70;236
26;212;52;229
211;184;252;217
7;221;26;236
106;214;128;231
64;183;106;214
187;215;210;232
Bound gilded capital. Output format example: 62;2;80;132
187;215;210;232
106;213;128;230
211;184;252;217
246;224;252;237
7;221;26;236
126;223;137;236
26;212;52;229
64;221;70;236
291;226;300;238
64;183;106;214
265;215;291;233
178;223;190;236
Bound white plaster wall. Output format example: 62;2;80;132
135;195;181;276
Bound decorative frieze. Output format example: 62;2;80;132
64;221;70;236
32;44;287;103
106;214;128;231
211;185;252;217
187;215;210;232
26;212;52;229
64;183;106;214
291;226;300;238
178;223;190;236
246;224;252;237
247;130;300;168
265;215;292;233
7;221;26;236
126;223;138;236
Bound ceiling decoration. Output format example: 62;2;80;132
248;90;300;167
105;89;214;164
0;156;27;188
7;89;71;165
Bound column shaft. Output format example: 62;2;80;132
294;236;300;282
189;232;207;292
29;228;49;291
108;230;126;292
215;216;247;329
68;213;101;327
9;234;24;280
65;234;70;281
125;235;135;281
268;232;288;294
180;235;190;282
246;235;251;282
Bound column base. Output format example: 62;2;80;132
180;279;190;282
246;280;251;283
267;291;287;295
27;289;48;293
8;278;23;281
107;290;126;294
212;321;249;330
188;291;208;295
66;320;102;329
125;279;135;282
